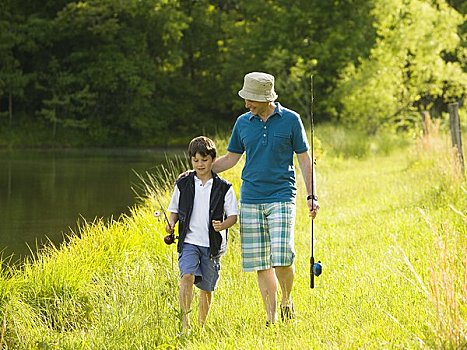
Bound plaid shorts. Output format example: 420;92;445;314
240;202;296;272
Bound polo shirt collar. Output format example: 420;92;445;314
194;174;214;185
248;102;283;121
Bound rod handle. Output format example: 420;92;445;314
310;256;315;289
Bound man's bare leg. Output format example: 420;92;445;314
275;264;295;320
275;264;294;305
179;274;195;330
198;290;212;327
257;268;278;323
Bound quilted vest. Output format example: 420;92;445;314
176;171;231;257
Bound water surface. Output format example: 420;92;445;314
0;148;183;262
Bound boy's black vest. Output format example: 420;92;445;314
176;171;231;257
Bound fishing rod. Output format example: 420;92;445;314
154;196;177;245
309;75;322;289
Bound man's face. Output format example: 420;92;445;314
244;99;269;116
191;152;214;177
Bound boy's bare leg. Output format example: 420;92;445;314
179;274;195;330
275;264;294;305
257;268;278;323
198;290;213;327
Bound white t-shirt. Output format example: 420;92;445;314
168;175;238;251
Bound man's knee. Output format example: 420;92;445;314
275;265;295;278
275;264;294;272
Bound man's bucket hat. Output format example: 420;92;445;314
238;72;278;102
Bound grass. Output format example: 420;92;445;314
0;126;466;349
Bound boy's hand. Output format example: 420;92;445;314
212;220;223;232
165;222;175;234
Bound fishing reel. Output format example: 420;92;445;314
164;233;176;245
154;210;177;245
310;257;322;288
312;260;322;276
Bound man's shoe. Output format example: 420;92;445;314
280;303;296;321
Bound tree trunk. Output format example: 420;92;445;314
422;110;430;137
8;92;13;125
448;102;465;174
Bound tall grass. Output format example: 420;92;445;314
316;123;410;159
0;126;465;349
395;130;466;349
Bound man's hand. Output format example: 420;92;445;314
307;198;320;219
176;170;191;181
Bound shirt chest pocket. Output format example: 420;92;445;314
273;132;291;152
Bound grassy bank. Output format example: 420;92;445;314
0;128;466;349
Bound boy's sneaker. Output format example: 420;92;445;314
280;302;296;321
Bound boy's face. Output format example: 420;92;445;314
191;152;214;177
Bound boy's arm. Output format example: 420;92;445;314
212;215;237;232
165;212;179;233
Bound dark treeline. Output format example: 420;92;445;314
0;0;465;146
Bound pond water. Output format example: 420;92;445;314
0;148;185;263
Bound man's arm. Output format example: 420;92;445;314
212;152;242;173
296;151;315;195
297;151;319;219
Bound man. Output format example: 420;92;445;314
212;72;319;325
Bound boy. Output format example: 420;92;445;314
165;136;238;331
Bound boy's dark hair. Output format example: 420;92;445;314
188;136;217;159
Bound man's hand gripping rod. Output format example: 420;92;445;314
309;75;322;288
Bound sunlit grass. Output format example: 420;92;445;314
0;128;465;349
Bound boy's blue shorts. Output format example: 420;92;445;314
178;242;221;292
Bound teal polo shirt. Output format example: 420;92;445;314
227;103;309;204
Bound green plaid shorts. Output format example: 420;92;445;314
240;202;296;272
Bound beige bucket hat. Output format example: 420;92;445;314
238;72;278;102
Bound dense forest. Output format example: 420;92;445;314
0;0;465;146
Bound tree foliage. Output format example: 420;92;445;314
0;0;464;145
335;0;466;133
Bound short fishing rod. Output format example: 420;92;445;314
153;195;177;270
309;75;322;289
154;196;177;245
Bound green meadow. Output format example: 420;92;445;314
0;127;465;349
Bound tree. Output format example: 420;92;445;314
216;0;376;121
48;0;191;144
335;0;466;134
0;1;28;125
3;0;464;145
37;58;94;138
